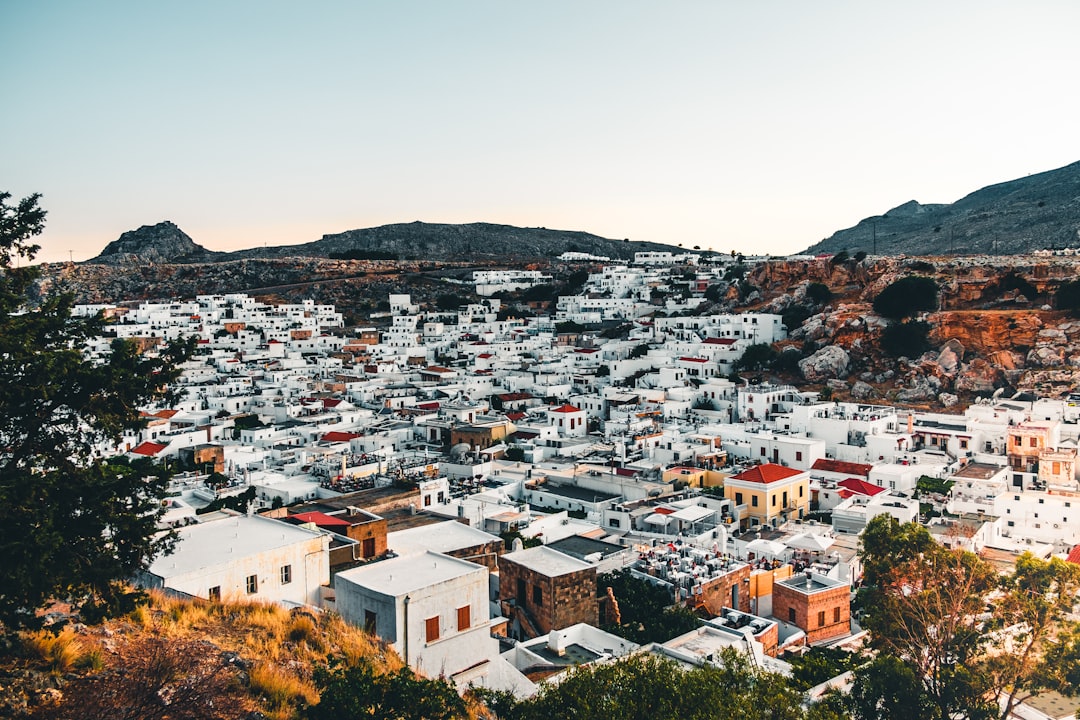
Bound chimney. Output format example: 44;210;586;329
907;413;914;435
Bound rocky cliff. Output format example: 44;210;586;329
91;221;219;265
801;160;1080;256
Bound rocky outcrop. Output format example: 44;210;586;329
92;221;214;265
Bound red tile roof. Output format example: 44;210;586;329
811;458;873;476
320;431;361;443
703;337;737;345
731;463;804;484
1067;545;1080;565
550;403;582;413
506;412;527;421
290;511;351;528
131;441;168;456
679;356;708;363
837;478;886;496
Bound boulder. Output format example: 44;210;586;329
938;392;959;408
799;345;850;382
851;381;876;400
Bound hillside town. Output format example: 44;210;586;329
76;252;1080;713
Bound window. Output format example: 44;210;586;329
818;611;826;627
735;492;743;505
960;439;968;449
1067;502;1072;508
457;606;471;631
1039;498;1045;504
751;496;758;507
208;586;221;602
795;451;802;461
760;447;766;457
608;518;621;528
424;494;432;507
1007;520;1015;526
799;485;804;497
833;607;841;623
425;616;440;642
772;495;777;507
437;491;445;503
788;607;796;622
1030;437;1038;447
280;565;292;585
533;584;544;606
246;574;258;594
364;610;377;633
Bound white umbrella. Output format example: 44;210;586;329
746;538;787;557
784;532;835;552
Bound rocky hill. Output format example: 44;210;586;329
801;160;1080;256
90;221;684;265
91;221;221;265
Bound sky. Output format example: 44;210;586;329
4;1;1080;264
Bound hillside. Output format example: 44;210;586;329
89;221;684;265
802;160;1080;256
1;590;477;720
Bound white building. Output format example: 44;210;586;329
140;513;330;607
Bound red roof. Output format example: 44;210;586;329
703;337;737;345
477;353;493;359
322;398;342;408
679;356;708;363
837;478;886;496
416;401;440;410
731;463;804;484
1067;545;1080;565
131;441;167;456
153;409;178;419
506;412;527;421
811;458;873;477
550;403;582;413
290;511;351;528
321;431;361;443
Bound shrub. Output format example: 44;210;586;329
880;320;931;357
873;276;938;320
831;249;849;264
733;343;777;372
805;282;832;305
1056;279;1080;317
22;628;82;674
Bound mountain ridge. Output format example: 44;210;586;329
802;160;1080;256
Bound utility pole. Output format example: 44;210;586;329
872;221;877;255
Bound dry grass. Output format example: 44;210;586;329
249;661;318;718
22;627;83;675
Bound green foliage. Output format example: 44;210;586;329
564;269;589;291
723;263;747;281
853;250;867;262
512;650;807;720
629;342;650;359
500;529;542;550
915;475;954;496
733;342;778;372
782;305;814;332
772;347;804;375
703;283;726;303
879;320;930;357
806;282;833;305
0;192;194;629
503;446;526;462
598;570;699;644
873;276;938;320
787;647;859;691
307;659;466;720
856;515;1080;720
435;293;468;311
595;364;610;377
830;249;849;265
1056;278;1080;317
522;283;556;302
555;320;585;334
848;655;928;720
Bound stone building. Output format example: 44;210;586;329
499;546;597;639
772;570;850;645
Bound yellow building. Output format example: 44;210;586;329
724;463;810;529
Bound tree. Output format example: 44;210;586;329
1055;278;1080;317
856;515;1080;720
307;659;466;720
598;570;699;644
873;276;938;320
512;650;808;720
879;320;931;357
848;655;928;720
0;192;193;629
806;282;833;306
733;343;778;372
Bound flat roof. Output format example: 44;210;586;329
547;535;625;561
539;483;620;503
147;514;324;578
336;550;484;597
388;520;501;556
776;572;845;594
952;462;1004;480
501;545;593;577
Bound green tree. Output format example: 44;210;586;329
856;515;1080;720
0;192;193;629
599;570;699;644
873;276;938;320
848;654;928;720
307;660;466;720
806;282;833;305
1056;278;1080;317
733;342;778;372
879;320;931;357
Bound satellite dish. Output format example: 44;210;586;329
450;443;471;459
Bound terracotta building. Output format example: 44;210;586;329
772;570;850;645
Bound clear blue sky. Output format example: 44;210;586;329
4;1;1079;263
